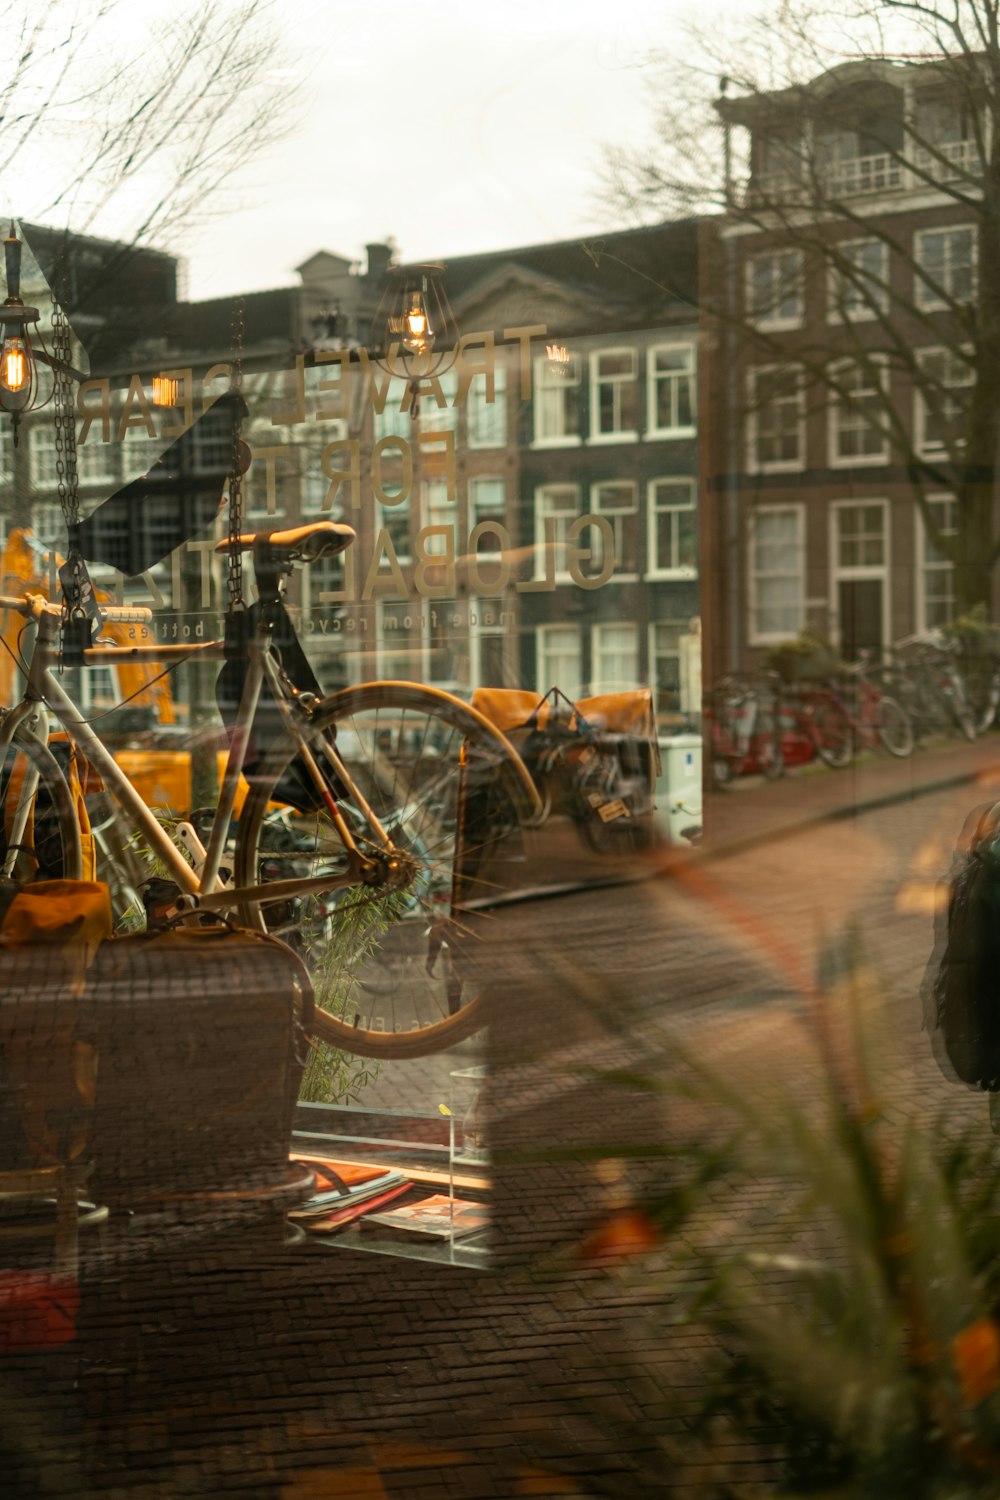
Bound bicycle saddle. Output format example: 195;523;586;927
214;520;356;563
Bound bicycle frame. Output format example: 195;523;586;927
0;591;393;914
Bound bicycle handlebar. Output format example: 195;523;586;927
0;593;152;626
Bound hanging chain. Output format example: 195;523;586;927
52;299;85;633
227;297;247;613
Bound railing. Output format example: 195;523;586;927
824;151;902;197
913;137;981;181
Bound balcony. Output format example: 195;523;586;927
913;136;982;181
823;150;902;197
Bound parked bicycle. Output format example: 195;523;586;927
0;522;543;1060
706;674;784;788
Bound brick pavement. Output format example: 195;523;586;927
6;735;1000;1498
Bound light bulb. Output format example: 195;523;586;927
402;292;433;356
0;332;30;408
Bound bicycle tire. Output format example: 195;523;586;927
874;695;914;758
234;682;539;1060
0;724;83;885
808;697;853;769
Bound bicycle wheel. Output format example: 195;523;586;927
0;724;82;885
874;695;914;757
234;683;540;1060
807;696;853;769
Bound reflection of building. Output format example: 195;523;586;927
705;60;986;683
1;219;701;728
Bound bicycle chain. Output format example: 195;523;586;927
227;297;246;613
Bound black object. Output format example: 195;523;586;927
85;926;313;1204
76;391;247;576
929;801;1000;1088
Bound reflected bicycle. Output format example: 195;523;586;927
0;520;542;1059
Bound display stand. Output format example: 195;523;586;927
290;1085;491;1267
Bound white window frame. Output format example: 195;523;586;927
748;504;806;646
915;345;974;455
649;619;689;717
532;351;582;448
646;342;696;438
915;225;977;311
376;598;418;681
746;249;804;330
590;621;639;694
191;407;233;474
591;480;637;577
469;619;508;691
536;623;582;699
468;476;506;559
466;366;507;449
748;366;805;473
828;357;889;468
828;239;888;323
915;493;957;634
588;347;639;444
534;483;580;582
828;497;890;650
647;477;697;580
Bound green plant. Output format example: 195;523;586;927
554;937;1000;1498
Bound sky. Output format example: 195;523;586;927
178;0;691;300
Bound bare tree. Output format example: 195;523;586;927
1;0;293;253
606;0;1000;623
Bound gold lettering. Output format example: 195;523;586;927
372;436;413;505
322;439;361;510
315;349;352;422
454;331;494;407
503;324;547;400
415;525;456;597
76;379;111;444
568;514;615;589
362;530;408;599
116;374;157;442
467;523;511;594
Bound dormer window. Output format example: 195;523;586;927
912;95;981;179
815;82;904;196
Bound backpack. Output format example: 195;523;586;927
930;801;1000;1089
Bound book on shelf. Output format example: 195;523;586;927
298;1181;412;1234
359;1193;490;1244
288;1155;410;1224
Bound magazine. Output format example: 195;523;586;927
359;1193;490;1244
289;1156;409;1221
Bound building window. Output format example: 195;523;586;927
305;553;345;612
648;478;697;577
915;226;976;309
28;426;58;488
466;367;507;448
470;624;507;689
421;478;452;531
418;369;458;433
469;476;506;558
373;378;412;442
377;598;417;681
749;506;804;642
916;347;974;454
651;620;686;715
533;351;581;445
746;250;803;328
749;367;804;471
591;622;638;693
81;663;120;711
828;239;888;321
592;480;637;573
835;501;885;569
912;96;981;179
829;360;888;465
191;407;232;473
379;494;412;564
589;348;638;441
30;502;64;550
647;343;695;436
536;623;581;699
534;484;580;580
917;495;957;632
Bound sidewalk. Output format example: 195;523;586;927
9;739;999;1499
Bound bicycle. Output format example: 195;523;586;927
816;655;914;763
0;521;543;1060
706;674;784;788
